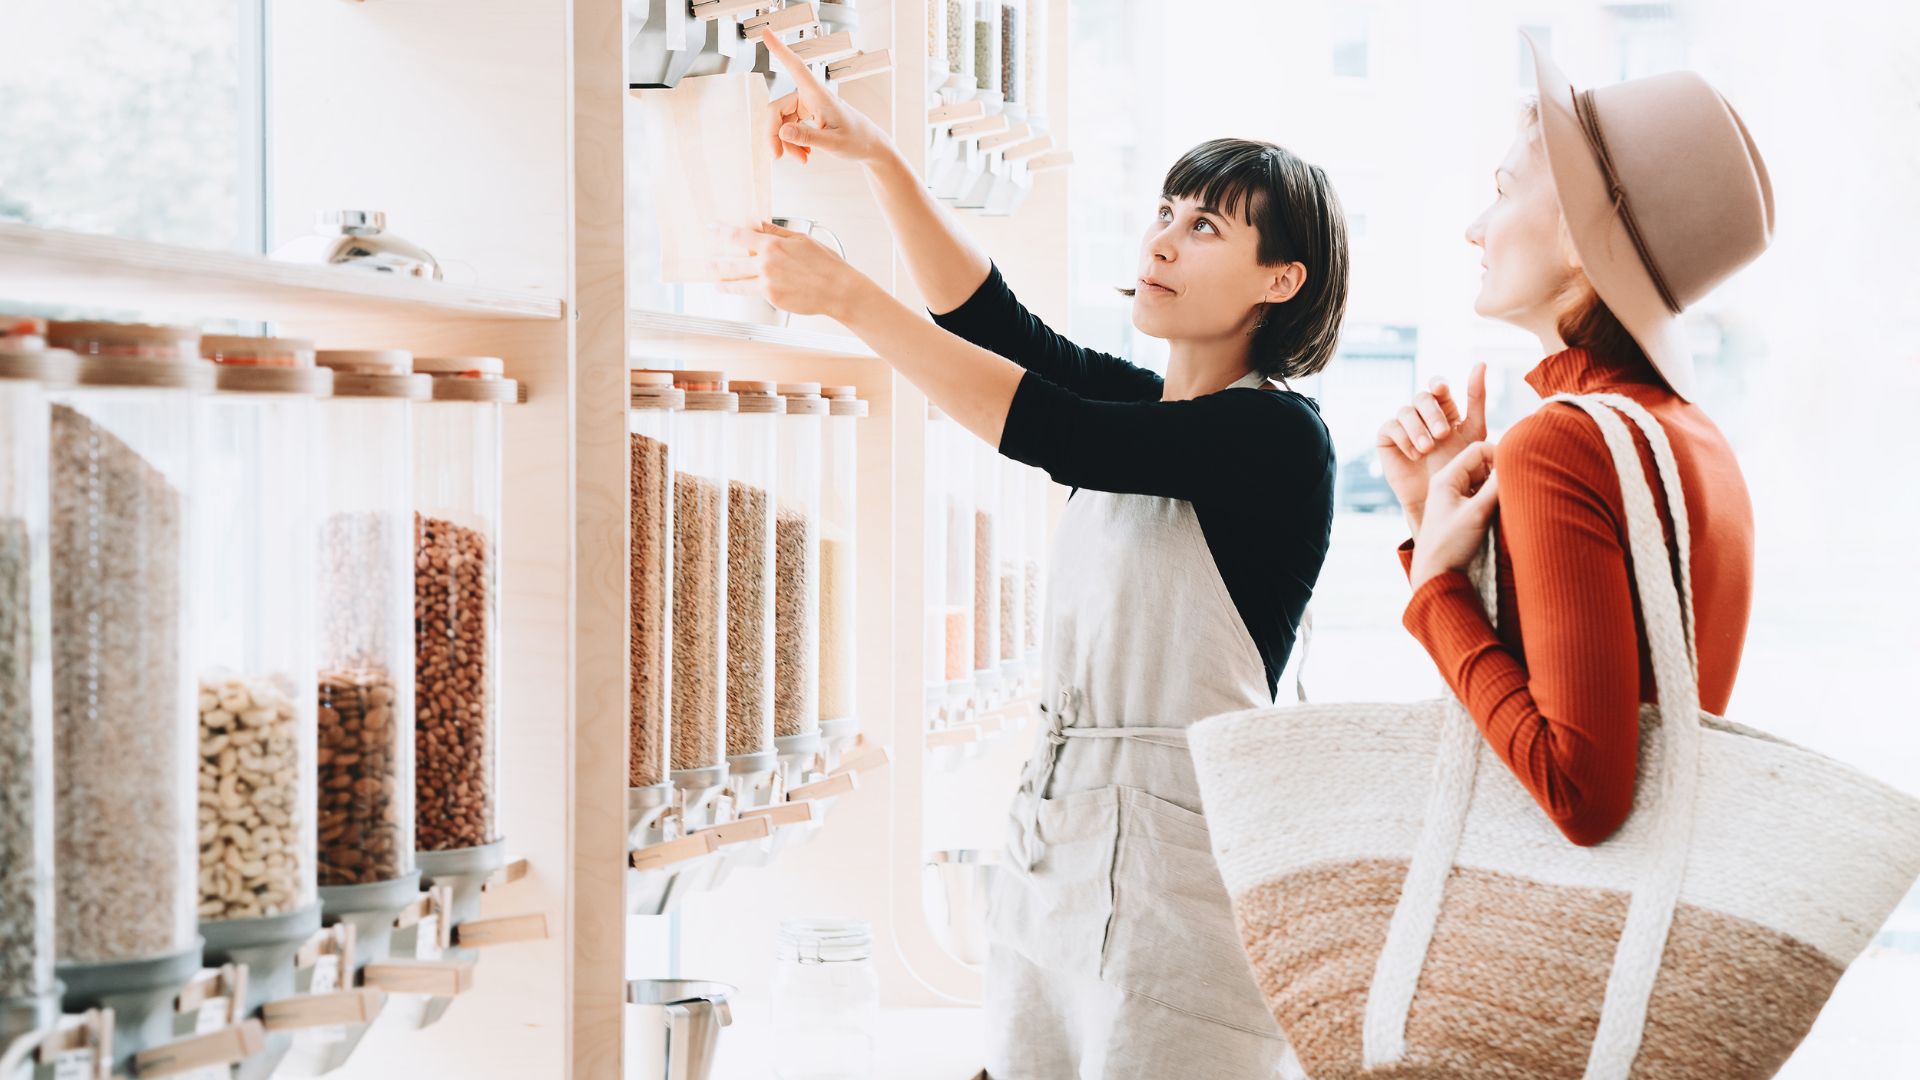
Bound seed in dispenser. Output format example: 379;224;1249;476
1;519;47;996
51;405;188;963
945;0;967;71
1024;559;1041;651
316;667;404;886
773;505;818;738
630;434;671;788
1000;569;1019;661
672;472;725;771
818;534;853;721
944;609;969;682
726;481;773;758
414;513;495;853
975;11;993;91
197;675;305;920
973;510;995;670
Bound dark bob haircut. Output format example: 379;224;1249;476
1126;138;1351;381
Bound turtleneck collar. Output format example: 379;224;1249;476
1523;346;1670;398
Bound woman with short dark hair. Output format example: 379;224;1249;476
725;36;1353;1077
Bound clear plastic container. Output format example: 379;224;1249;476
0;331;76;1023
996;456;1026;675
926;0;945;66
774;384;826;747
43;321;211;966
192;337;330;925
666;373;734;780
931;409;975;687
628;373;682;791
312;350;429;888
771;918;879;1080
413;356;518;854
725;382;781;769
971;439;1001;680
819;387;865;732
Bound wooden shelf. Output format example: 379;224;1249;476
0;222;565;325
628;308;876;364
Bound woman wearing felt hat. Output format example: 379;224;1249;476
1379;33;1775;849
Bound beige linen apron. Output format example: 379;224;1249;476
984;371;1299;1079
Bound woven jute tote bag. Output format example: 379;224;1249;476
1189;393;1920;1080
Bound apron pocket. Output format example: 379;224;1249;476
1101;786;1281;1037
988;785;1120;981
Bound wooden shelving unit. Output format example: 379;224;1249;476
2;2;1073;1077
0;222;564;325
628;308;877;363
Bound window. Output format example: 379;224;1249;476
1332;8;1370;79
0;0;267;255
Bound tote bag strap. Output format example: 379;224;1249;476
1362;394;1707;1079
1359;516;1501;1063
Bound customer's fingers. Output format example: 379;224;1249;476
1429;377;1463;425
1412;391;1452;441
1396;406;1436;452
1377;417;1421;461
1438;441;1494;494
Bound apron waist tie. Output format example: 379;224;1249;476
1018;720;1191;872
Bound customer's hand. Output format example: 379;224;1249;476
1377;362;1486;533
718;221;878;323
763;34;888;165
1408;441;1500;591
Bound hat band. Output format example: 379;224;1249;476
1575;89;1683;315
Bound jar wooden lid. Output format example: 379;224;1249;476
0;341;80;386
48;321;212;389
317;350;430;398
682;390;739;413
202;335;317;367
416;357;518;403
206;335;331;395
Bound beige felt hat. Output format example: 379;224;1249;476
1525;32;1775;401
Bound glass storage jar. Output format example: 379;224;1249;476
193;336;330;927
664;373;734;796
44;321;211;1052
773;384;826;755
628;373;682;796
817;387;865;742
312;350;429;891
0;330;76;1045
411;356;518;857
723;382;781;781
771;917;879;1080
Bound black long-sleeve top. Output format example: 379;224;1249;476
932;264;1334;698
